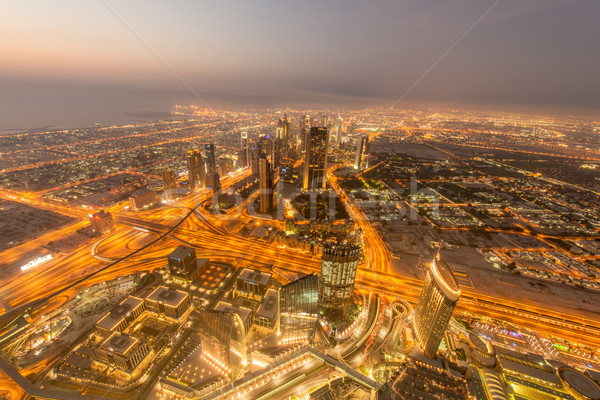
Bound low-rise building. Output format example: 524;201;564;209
96;296;145;333
145;286;190;319
255;288;279;330
236;268;272;301
94;332;150;374
129;189;157;211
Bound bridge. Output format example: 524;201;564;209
308;347;381;390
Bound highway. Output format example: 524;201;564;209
1;163;600;400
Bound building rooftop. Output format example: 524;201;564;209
96;296;144;331
498;355;562;386
146;286;189;308
238;268;272;286
558;366;600;400
100;332;140;356
256;289;279;320
130;188;155;198
214;301;252;325
431;256;460;301
168;245;196;261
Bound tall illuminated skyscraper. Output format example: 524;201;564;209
413;254;460;358
204;143;216;175
238;131;249;169
318;243;361;315
276;114;289;157
354;135;369;170
258;154;274;214
303;126;329;191
186;149;205;189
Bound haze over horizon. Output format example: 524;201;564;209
2;0;599;129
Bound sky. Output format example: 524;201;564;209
1;0;599;129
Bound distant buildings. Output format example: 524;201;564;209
161;168;177;189
413;254;460;357
205;172;221;196
276;114;290;160
280;158;296;183
279;273;319;342
303;127;329;191
186;148;205;190
354;135;369;170
318;243;362;316
129;189;157;211
88;209;114;234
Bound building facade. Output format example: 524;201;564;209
303;127;329;191
354;135;369;170
187;148;205;190
279;273;319;342
413;255;460;357
258;154;274;214
318;243;361;315
89;209;114;234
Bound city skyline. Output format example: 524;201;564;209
2;0;600;129
1;1;600;399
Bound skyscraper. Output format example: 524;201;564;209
318;243;362;315
354;135;369;170
250;141;260;177
258;154;274;214
238;131;250;169
300;115;311;151
186;149;205;189
413;254;460;358
204;143;216;175
303;126;329;191
279;273;319;342
276;114;289;157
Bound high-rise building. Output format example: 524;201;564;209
238;131;250;169
279;273;319;342
276;114;289;157
300;115;311;151
250;142;260;177
167;245;204;283
161;168;177;189
205;172;221;194
334;124;342;147
204;143;216;175
258;154;274;214
413;254;460;358
318;243;361;315
186;149;205;189
303;126;329;191
354;135;369;170
89;210;114;234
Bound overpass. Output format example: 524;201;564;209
308;347;381;390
